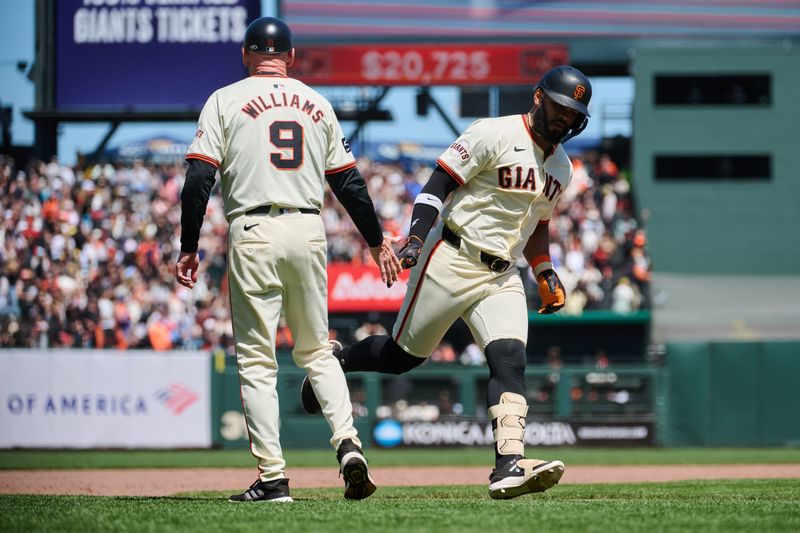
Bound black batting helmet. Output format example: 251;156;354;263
536;65;592;117
243;17;292;53
535;65;592;142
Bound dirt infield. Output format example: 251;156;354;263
3;464;800;496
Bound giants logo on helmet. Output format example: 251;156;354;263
573;85;586;100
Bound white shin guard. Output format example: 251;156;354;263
488;392;528;456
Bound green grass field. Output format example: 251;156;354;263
3;448;799;532
2;481;798;533
2;447;800;470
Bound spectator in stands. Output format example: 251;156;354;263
430;341;457;363
437;389;454;417
350;388;368;419
594;349;610;369
353;318;388;342
611;276;639;314
459;342;486;366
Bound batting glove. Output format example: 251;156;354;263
398;235;424;269
537;269;566;314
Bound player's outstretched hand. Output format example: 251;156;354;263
176;251;200;289
398;235;424;270
370;236;401;288
537;269;566;314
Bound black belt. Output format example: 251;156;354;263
246;205;320;216
441;225;512;273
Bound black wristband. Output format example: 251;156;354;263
407;204;439;242
406;165;461;242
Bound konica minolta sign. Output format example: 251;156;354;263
373;418;654;448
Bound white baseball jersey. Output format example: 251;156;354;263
392;114;573;357
436;114;573;261
187;75;356;219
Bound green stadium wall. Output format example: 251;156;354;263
664;341;800;446
632;46;800;274
212;341;799;448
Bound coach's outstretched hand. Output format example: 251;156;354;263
370;236;402;288
536;268;566;314
398;235;424;270
176;251;200;289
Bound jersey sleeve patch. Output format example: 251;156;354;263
448;138;470;161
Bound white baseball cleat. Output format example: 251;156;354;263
488;458;565;500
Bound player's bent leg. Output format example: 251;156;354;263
301;336;426;414
340;335;427;374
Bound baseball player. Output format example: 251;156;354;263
176;16;401;502
302;66;592;500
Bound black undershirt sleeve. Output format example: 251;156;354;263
180;159;218;253
407;165;461;242
326;166;383;248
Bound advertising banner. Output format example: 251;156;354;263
0;350;211;448
328;262;410;312
55;0;260;108
372;418;655;448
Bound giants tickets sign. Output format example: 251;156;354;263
55;0;259;108
328;263;410;312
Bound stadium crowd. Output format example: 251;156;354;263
0;150;649;350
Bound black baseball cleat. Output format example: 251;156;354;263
337;438;377;500
300;340;343;415
229;478;293;502
488;457;565;500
